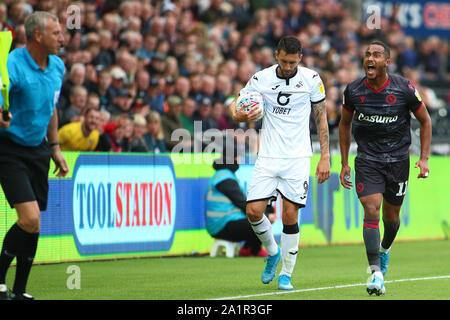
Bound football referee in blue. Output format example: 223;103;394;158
0;11;68;300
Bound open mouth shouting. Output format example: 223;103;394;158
366;63;377;77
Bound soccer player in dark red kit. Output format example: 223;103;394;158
339;40;432;296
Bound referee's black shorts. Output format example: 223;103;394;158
0;136;51;211
354;157;410;206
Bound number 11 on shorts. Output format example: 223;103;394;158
395;180;408;196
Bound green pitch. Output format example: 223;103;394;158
8;239;449;300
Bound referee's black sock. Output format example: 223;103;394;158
11;225;39;295
0;223;23;284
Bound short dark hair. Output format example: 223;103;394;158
369;40;390;59
83;107;100;117
277;36;302;55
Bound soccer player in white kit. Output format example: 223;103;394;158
230;36;330;290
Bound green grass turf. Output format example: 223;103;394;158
6;239;449;300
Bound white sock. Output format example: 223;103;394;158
279;232;300;277
379;243;390;253
373;270;384;280
249;216;278;256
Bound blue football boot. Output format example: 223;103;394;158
261;247;281;284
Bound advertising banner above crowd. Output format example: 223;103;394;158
363;0;450;37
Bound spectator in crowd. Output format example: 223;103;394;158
83;63;99;94
164;56;180;81
129;114;149;152
405;69;446;115
161;95;188;151
0;3;8;31
132;69;151;116
163;75;176;97
143;111;167;153
119;113;134;152
95;111;112;152
174;76;191;100
107;87;135;118
192;96;218;132
97;113;133;152
325;85;342;135
98;109;111;134
236;60;256;86
147;51;167;77
146;76;166;114
326;99;340;135
178;53;196;77
109;66;128;98
419;36;441;81
188;73;204;104
212;101;233;131
86;92;101;110
58;107;101;151
171;38;188;62
179;97;196;136
136;32;158;61
97;120;125;152
397;36;418;74
95;29;115;70
92;69;115;110
215;74;233;103
58;63;86;110
284;0;308;34
229;0;253;31
59;85;88;128
116;49;137;83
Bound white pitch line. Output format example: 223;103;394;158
210;275;450;300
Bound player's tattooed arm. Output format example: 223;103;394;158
311;99;330;184
312;99;330;157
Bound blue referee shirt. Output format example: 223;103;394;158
0;46;65;146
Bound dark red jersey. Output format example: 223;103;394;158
343;74;423;162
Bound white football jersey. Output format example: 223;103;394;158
241;64;326;158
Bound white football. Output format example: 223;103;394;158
236;90;265;120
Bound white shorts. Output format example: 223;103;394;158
246;156;311;207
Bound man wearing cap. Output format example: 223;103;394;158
147;51;167;77
145;76;166;114
191;96;218;132
109;66;127;98
107;88;134;117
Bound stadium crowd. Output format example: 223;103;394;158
0;0;449;153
